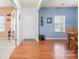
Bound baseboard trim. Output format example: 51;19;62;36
22;39;36;41
22;38;39;41
45;38;67;40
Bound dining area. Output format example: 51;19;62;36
66;28;78;54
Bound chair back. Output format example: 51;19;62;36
73;28;78;33
66;28;73;33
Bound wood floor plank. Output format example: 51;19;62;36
9;40;77;59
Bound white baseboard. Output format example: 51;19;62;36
45;38;67;40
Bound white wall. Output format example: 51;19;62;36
16;9;21;45
11;9;21;46
21;8;39;41
11;0;23;45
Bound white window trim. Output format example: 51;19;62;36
54;15;65;32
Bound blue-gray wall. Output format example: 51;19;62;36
39;7;78;38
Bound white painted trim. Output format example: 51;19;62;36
37;0;43;10
22;38;36;40
45;38;67;40
10;0;18;9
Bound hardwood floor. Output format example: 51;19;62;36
9;40;77;59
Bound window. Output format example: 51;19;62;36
0;16;5;32
55;16;65;32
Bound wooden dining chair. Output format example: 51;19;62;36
66;28;73;48
66;28;78;53
73;28;78;53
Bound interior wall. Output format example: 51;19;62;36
17;9;23;45
39;7;78;39
11;9;22;45
21;8;38;40
12;0;23;45
0;7;13;38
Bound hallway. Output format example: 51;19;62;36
9;40;77;59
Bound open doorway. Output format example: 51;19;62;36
0;7;13;39
0;7;17;44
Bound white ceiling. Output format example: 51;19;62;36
20;0;78;8
0;0;13;7
0;0;77;8
20;0;41;8
41;0;78;7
